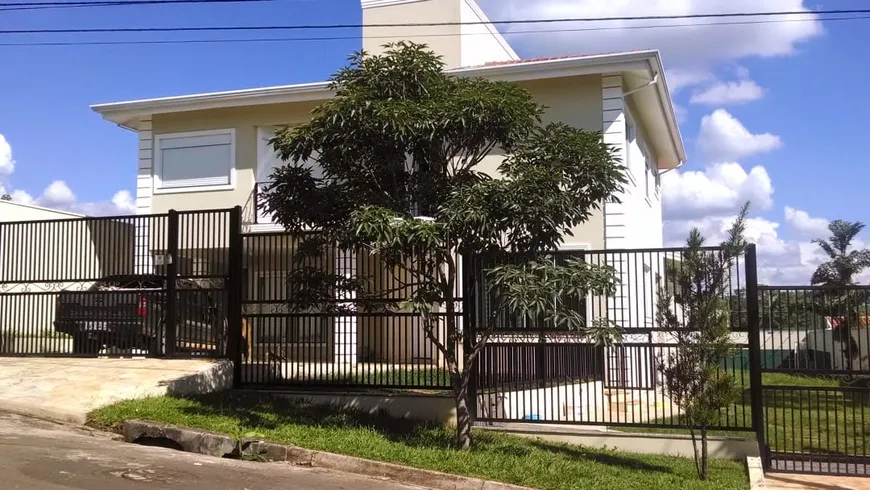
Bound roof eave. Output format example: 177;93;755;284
645;53;686;169
91;81;334;128
91;51;685;158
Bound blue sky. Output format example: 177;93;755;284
0;0;866;282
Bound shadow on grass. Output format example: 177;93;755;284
529;440;674;473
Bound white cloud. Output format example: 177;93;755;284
662;162;773;220
666;68;713;93
480;0;823;90
664;212;823;285
0;134;13;176
110;190;137;214
697;109;782;161
784;206;829;238
672;103;688;124
10;189;34;204
40;180;76;206
690;80;766;105
0;133;134;216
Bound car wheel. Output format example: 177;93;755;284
72;336;100;356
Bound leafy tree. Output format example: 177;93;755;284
656;203;749;481
263;42;626;448
810;220;870;370
0;194;10;201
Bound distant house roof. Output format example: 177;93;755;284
827;316;870;328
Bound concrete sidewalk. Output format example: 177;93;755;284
0;357;232;423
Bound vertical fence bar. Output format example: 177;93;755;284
165;210;179;358
745;244;767;467
227;206;244;388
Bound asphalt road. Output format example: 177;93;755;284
0;412;425;490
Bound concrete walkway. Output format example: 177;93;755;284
765;473;870;489
0;357;232;424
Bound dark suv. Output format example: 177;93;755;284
54;274;227;356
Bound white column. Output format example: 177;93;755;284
334;250;358;364
135;116;154;274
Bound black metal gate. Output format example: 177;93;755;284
0;208;235;359
758;285;870;476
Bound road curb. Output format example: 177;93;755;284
746;456;765;489
123;420;532;490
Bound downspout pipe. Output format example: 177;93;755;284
622;72;659;98
620;71;683;174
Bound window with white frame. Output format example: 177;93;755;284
625;112;636;181
155;129;235;191
641;142;653;199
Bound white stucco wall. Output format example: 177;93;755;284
600;74;665;390
362;0;518;69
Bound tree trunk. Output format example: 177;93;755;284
700;427;709;481
689;428;701;480
453;370;473;449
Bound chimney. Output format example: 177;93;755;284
361;0;518;70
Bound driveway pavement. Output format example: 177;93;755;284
0;412;424;490
0;357;232;423
765;473;870;489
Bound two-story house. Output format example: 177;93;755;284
90;0;685;389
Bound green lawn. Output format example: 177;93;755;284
617;371;870;457
89;392;748;490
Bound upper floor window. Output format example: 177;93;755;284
640;142;658;200
154;129;235;193
625;112;636;180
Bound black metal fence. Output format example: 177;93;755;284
758;285;870;476
237;231;455;389
0;208;236;358
11;205;870;477
468;246;758;430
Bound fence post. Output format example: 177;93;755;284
165;210;179;358
226;206;244;388
744;244;768;467
462;254;478;422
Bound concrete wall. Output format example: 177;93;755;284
264;389;458;427
362;0;517;70
478;380;606;422
474;75;606;249
483;425;760;461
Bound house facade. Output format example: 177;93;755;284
90;0;685;386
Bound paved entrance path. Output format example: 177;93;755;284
766;473;870;489
0;357;232;423
0;412;424;490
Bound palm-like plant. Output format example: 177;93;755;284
811;220;870;371
811;220;870;286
